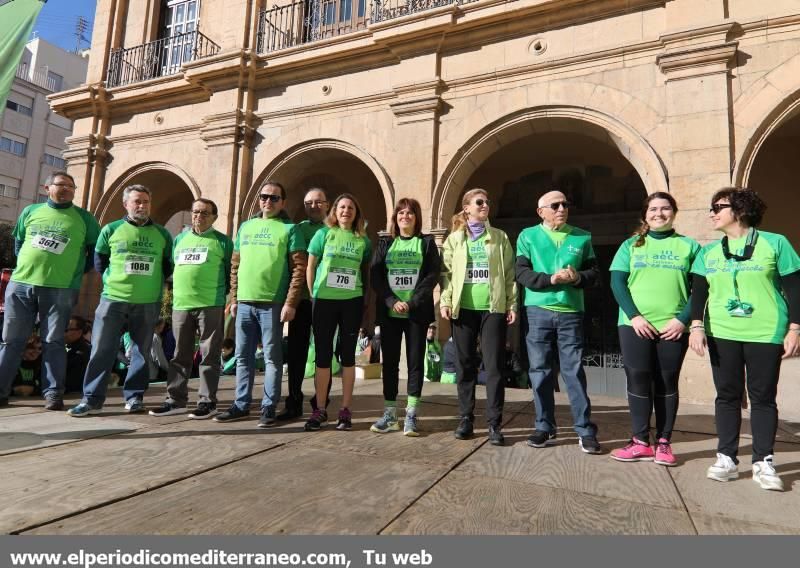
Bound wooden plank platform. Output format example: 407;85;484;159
0;377;798;535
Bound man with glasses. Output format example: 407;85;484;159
215;181;307;426
515;190;602;454
150;198;233;419
277;187;329;420
68;185;173;416
0;171;100;409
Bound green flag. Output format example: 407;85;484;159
0;0;45;120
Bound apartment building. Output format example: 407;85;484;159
49;0;800;411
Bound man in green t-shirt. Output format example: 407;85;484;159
68;185;173;417
278;187;329;420
214;181;307;426
515;190;602;454
0;171;100;410
149;198;233;420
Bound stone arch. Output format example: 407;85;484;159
244;139;394;221
431;105;669;229
97;161;201;226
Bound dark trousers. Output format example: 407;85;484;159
285;299;313;410
312;297;363;368
618;325;688;442
380;316;426;402
452;309;506;426
708;336;783;463
166;307;224;406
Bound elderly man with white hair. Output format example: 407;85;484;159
515;190;602;454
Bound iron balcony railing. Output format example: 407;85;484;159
106;29;221;88
257;0;479;53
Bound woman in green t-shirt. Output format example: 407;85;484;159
690;188;800;491
304;193;372;432
609;192;700;467
440;188;517;446
369;198;441;437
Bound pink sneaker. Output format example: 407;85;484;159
610;438;654;462
655;438;677;466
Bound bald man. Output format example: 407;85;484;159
515;190;602;454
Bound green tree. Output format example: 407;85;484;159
0;223;16;269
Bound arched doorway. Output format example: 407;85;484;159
436;112;663;398
77;163;198;317
741;104;800;250
246;140;392;244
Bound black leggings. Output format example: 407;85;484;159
618;325;688;442
708;336;783;463
380;316;426;402
312;297;363;368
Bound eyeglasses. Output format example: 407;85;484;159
52;183;75;189
191;210;213;217
709;203;732;214
544;201;570;211
474;199;490;207
304;200;327;206
259;194;282;203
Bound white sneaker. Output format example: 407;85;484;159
752;455;784;491
707;452;739;482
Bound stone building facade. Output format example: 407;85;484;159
50;0;800;414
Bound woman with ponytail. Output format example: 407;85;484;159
609;192;700;466
440;188;517;446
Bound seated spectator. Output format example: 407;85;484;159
13;335;42;396
64;316;91;394
441;336;457;384
221;337;236;376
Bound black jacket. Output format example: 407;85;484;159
371;234;441;326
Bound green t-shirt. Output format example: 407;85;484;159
386;236;423;318
460;233;491;310
172;227;233;311
296;220;325;300
610;233;701;329
516;223;596;313
308;226;372;300
96;219;173;304
12;202;100;289
234;216;306;304
691;231;800;344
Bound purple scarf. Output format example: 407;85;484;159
467;221;486;241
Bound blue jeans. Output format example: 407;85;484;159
0;282;76;399
82;298;159;407
524;306;597;437
234;302;283;411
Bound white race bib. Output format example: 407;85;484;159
31;233;69;255
465;262;489;285
389;268;419;292
326;267;357;290
176;247;209;265
124;254;156;276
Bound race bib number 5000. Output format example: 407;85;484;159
124;254;156;276
31;233;69;255
326;267;357;290
465;262;489;284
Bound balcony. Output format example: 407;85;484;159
106;30;221;88
257;0;479;53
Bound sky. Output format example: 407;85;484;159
30;0;98;53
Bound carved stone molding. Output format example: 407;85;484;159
657;21;738;81
390;79;444;125
200;110;259;148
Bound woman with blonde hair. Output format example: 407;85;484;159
304;193;372;432
440;188;517;445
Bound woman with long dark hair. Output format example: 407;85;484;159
690;188;800;491
370;198;441;436
609;192;700;466
304;193;372;432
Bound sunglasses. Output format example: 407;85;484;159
709;203;732;214
259;194;282;203
544;201;570;211
474;199;490;207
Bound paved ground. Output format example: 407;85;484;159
1;376;799;535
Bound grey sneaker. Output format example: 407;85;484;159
125;398;145;413
370;406;399;433
258;406;277;428
404;413;419;437
67;402;102;417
